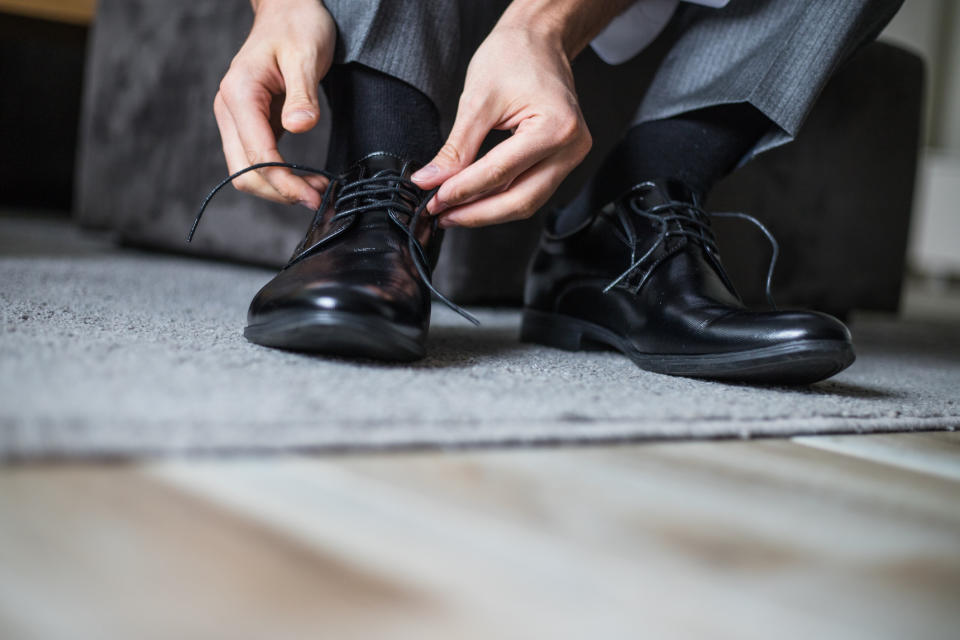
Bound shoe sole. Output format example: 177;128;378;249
520;309;855;385
244;310;425;362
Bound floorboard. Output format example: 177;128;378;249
3;433;958;640
793;431;960;481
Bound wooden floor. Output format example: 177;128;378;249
1;432;958;640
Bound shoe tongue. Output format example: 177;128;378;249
627;179;698;210
345;152;415;180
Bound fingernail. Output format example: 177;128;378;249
411;164;439;183
298;199;316;211
288;110;315;124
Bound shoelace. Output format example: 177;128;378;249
603;197;780;309
189;161;480;325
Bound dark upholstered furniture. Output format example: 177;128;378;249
76;0;923;317
1;12;88;210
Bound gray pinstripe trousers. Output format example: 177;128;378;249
322;0;903;158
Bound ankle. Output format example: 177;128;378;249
323;63;442;169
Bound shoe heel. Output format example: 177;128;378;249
521;310;590;351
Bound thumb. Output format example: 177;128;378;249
412;98;492;188
280;60;322;134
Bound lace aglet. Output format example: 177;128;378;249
187;218;200;243
461;309;481;326
603;269;632;294
187;204;208;242
434;293;481;326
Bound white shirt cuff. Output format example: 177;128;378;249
591;0;731;65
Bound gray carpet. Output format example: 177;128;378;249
1;215;958;460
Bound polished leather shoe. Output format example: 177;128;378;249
521;179;855;384
243;152;444;361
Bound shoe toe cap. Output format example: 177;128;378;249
708;308;852;349
762;310;851;343
247;266;424;328
251;284;406;323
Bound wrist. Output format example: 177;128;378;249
497;1;571;57
498;0;635;60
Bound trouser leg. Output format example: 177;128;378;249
567;0;904;217
321;0;509;128
631;0;906;159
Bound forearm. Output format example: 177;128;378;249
498;0;637;59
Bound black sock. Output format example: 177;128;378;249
322;63;442;170
567;104;771;231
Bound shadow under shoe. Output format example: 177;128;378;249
243;152;445;361
522;179;855;385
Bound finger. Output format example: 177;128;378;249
304;174;330;192
411;94;495;189
215;91;293;205
427;116;559;215
218;92;329;203
437;157;573;228
221;73;322;208
278;53;322;134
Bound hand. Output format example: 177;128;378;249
213;0;336;209
411;22;592;228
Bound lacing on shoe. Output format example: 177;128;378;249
603;196;780;309
188;161;479;325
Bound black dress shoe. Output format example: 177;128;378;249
521;179;855;384
190;151;476;361
247;152;452;360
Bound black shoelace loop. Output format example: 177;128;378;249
603;197;780;309
189;162;479;325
